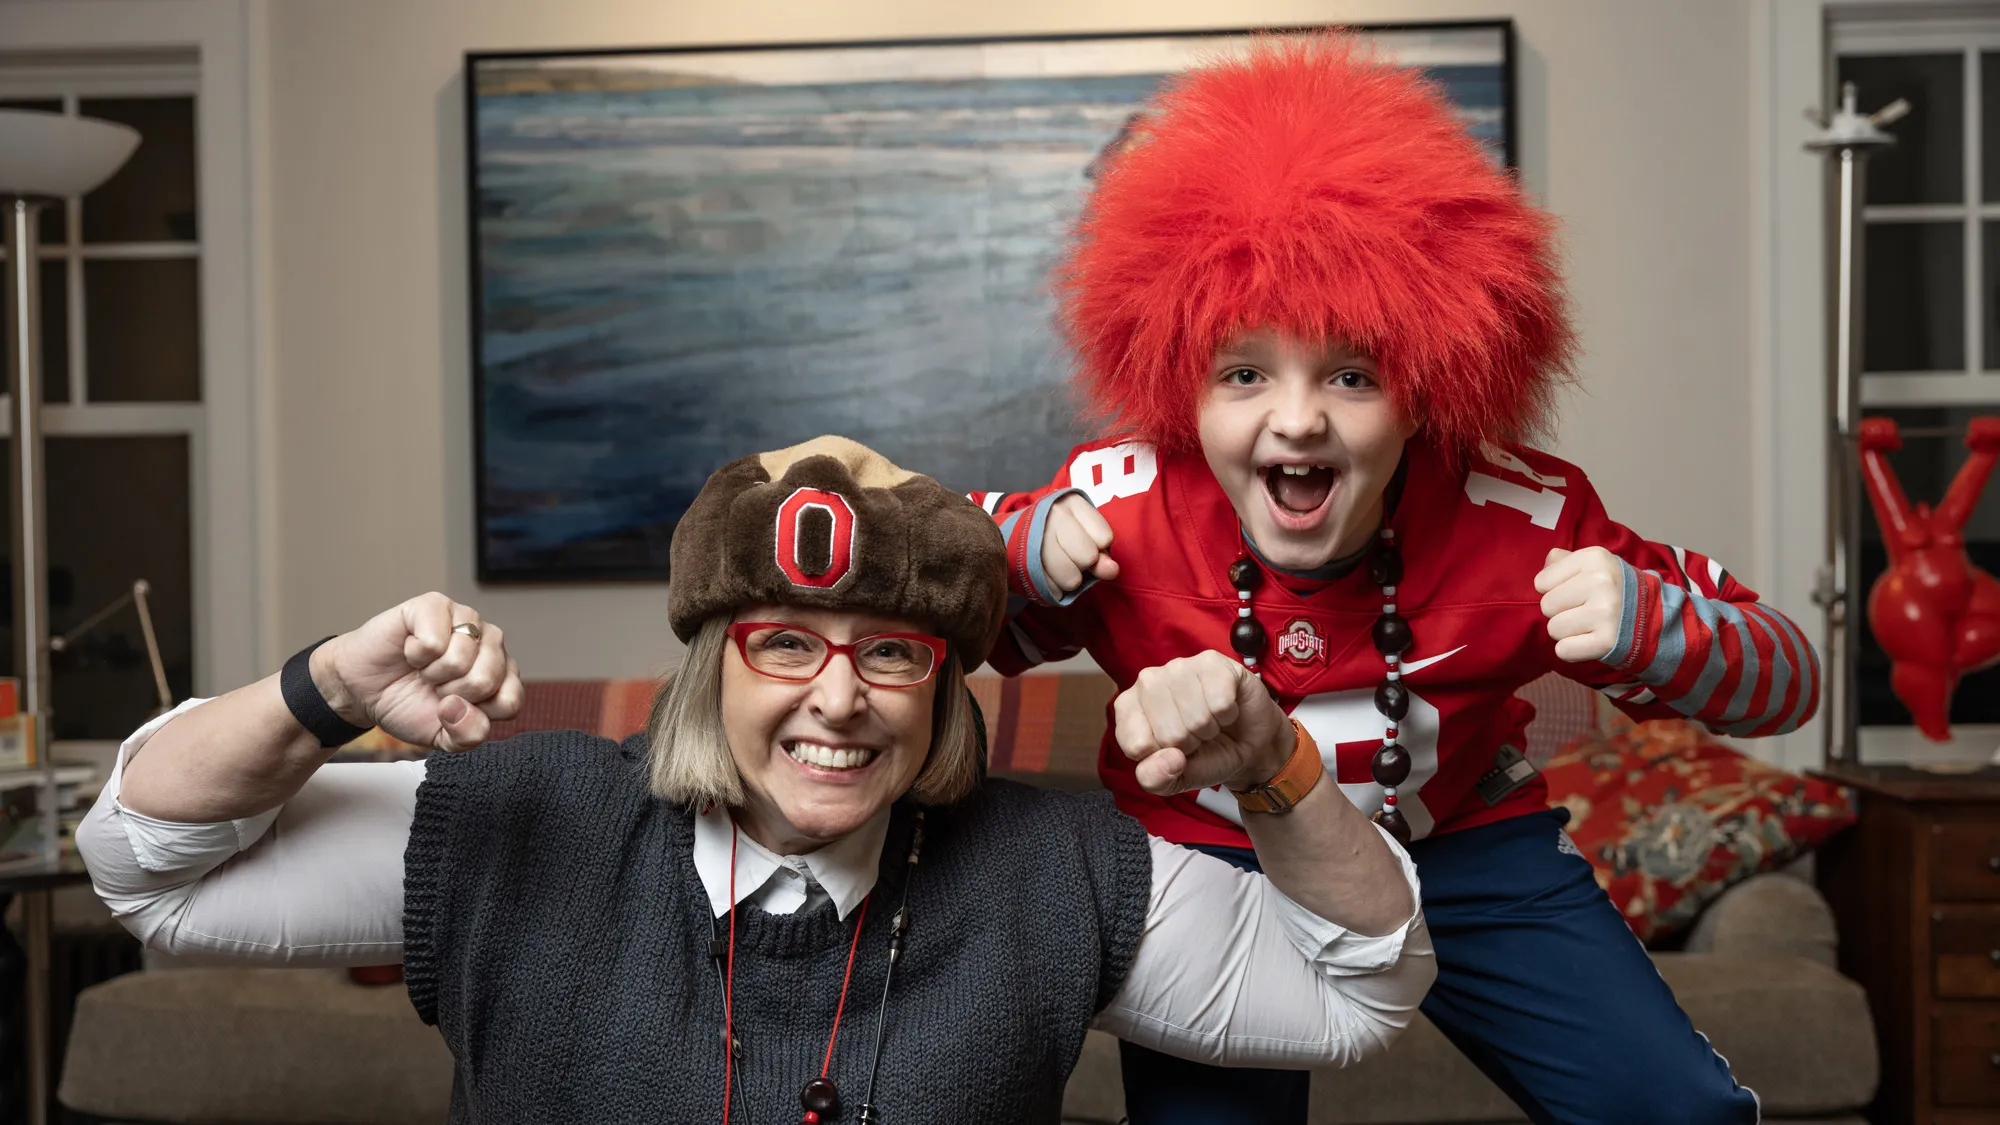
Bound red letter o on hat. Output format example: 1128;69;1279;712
775;488;855;589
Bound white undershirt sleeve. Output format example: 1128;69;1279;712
1096;827;1435;1068
75;698;421;965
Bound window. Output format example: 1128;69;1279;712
0;67;200;740
1834;25;2000;730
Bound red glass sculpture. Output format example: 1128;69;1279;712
1858;416;2000;741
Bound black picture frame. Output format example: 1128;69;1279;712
466;21;1517;582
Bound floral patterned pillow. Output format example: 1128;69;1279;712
1539;718;1856;945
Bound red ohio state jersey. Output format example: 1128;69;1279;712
973;436;1819;849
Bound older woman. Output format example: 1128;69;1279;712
78;437;1432;1124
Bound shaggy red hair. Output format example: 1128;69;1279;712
1059;33;1574;459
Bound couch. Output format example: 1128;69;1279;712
58;673;1878;1125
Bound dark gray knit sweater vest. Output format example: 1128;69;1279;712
401;729;1152;1124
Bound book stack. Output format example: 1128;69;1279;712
0;678;32;772
0;679;42;865
53;762;104;858
0;678;103;863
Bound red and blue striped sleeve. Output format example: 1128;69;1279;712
965;471;1093;675
1561;483;1820;737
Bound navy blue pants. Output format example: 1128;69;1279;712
1119;810;1759;1125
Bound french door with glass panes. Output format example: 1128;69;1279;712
0;70;198;741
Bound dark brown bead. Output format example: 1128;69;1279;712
801;1077;841;1115
1374;806;1412;846
1371;743;1412;788
1228;557;1263;593
1368;546;1403;588
1372;613;1411;656
1374;680;1409;721
1230;617;1266;658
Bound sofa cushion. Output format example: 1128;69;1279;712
1512;672;1605;767
1061;954;1876;1124
59;967;452;1124
1646;954;1878;1114
1304;1016;1526;1125
1682;871;1839;968
1540;719;1856;944
335;679;658;761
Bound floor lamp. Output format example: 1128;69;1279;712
0;107;138;1125
1805;84;1907;767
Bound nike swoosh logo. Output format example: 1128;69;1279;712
1399;645;1466;676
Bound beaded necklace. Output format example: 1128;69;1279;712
1227;528;1413;845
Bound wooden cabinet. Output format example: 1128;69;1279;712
1816;765;2000;1125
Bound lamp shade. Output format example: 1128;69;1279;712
0;109;140;198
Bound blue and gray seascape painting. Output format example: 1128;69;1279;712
473;57;1505;577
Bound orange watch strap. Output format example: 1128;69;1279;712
1231;719;1323;815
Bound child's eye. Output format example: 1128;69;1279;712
1222;367;1262;386
1333;368;1377;390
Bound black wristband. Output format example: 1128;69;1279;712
281;637;372;748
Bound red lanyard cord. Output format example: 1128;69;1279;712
822;895;869;1078
721;818;873;1124
724;825;738;1125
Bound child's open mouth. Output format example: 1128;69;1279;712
1261;464;1338;529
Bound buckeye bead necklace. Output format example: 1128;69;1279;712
1229;526;1414;845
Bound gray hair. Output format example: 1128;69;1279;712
646;616;984;809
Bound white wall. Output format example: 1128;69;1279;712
259;0;1759;682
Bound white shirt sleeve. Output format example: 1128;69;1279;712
79;699;1436;1059
1095;826;1435;1068
75;698;421;966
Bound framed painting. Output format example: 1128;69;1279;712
468;21;1515;580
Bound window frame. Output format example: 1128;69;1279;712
1;66;203;413
0;0;265;727
1834;17;2000;405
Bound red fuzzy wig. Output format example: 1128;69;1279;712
1059;33;1574;459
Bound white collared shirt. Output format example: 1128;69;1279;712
690;802;888;920
81;700;1434;1069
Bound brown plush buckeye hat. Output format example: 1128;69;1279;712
668;436;1007;674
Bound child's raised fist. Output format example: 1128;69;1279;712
1041;493;1120;596
1534;547;1626;664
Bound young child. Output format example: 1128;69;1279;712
974;36;1815;1125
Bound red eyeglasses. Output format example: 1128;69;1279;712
725;622;948;688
